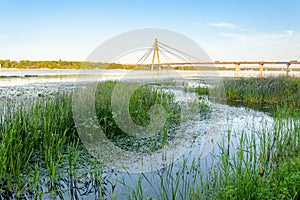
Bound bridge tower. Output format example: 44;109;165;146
151;38;161;71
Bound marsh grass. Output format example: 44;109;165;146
197;77;300;199
196;77;300;110
222;77;300;107
202;107;300;200
0;93;79;197
195;86;209;96
0;78;299;199
95;81;181;153
0;80;184;198
192;77;300;199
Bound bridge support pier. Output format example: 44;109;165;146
286;63;291;76
259;63;264;78
234;63;240;77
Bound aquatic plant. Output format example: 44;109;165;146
0;78;299;199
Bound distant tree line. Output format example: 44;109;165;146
0;60;138;70
0;60;224;70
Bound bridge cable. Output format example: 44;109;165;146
136;46;154;64
158;45;193;64
158;49;174;64
158;41;200;62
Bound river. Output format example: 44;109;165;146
1;69;299;87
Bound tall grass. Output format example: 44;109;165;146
193;77;300;199
222;77;300;107
199;107;300;199
0;94;78;197
0;81;182;198
1;78;299;199
95;81;181;153
102;107;300;199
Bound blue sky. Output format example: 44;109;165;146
1;0;299;61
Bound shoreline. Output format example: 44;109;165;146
0;68;79;70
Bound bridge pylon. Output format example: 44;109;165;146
151;38;161;71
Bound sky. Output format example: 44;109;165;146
1;0;300;62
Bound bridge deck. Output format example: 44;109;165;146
130;61;300;66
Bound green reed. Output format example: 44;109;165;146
210;107;299;199
0;80;183;198
1;78;299;199
223;77;300;107
0;93;78;196
192;77;300;199
95;81;181;153
104;106;299;200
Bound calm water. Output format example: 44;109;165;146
2;69;299;87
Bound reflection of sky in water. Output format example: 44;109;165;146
108;103;274;199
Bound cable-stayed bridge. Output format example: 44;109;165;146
128;38;300;77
